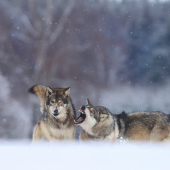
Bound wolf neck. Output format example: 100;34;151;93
113;119;119;140
115;112;127;139
85;117;119;141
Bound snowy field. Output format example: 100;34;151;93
1;141;170;170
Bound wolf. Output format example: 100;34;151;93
28;85;76;142
74;99;170;142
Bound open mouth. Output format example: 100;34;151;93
53;113;59;116
74;109;86;124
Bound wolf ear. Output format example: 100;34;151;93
28;85;52;113
47;86;53;96
100;113;108;121
64;87;70;96
86;98;92;105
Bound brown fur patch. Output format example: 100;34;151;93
118;111;170;141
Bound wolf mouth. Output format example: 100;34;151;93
74;109;86;124
53;113;59;117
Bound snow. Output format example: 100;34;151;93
0;141;170;170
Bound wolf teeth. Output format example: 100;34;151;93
79;110;85;114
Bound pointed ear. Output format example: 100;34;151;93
64;87;70;96
100;113;109;121
28;85;51;113
47;86;53;96
86;98;92;105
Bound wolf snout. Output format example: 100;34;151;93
80;105;85;111
54;109;59;116
54;109;58;113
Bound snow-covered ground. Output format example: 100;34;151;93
0;141;170;170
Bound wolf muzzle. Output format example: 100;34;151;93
53;109;59;116
79;105;85;113
74;105;86;125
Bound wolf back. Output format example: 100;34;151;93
74;99;170;142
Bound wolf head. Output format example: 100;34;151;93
28;85;71;119
74;99;114;138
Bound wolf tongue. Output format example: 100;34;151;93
79;109;84;113
77;117;83;123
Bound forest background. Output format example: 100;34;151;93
0;0;170;139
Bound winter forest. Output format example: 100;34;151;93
0;0;170;140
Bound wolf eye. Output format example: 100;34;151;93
58;101;62;105
50;100;55;103
90;109;93;113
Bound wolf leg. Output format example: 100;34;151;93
150;125;168;141
32;124;43;143
70;126;76;141
79;131;89;141
162;128;170;142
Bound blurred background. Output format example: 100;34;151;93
0;0;170;140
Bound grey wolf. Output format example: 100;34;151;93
28;85;76;142
74;99;170;142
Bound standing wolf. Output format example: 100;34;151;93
28;85;76;142
74;99;170;142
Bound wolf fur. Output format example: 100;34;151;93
75;99;170;142
28;85;76;143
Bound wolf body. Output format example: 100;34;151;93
74;99;170;142
28;85;76;143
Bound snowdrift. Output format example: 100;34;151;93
0;141;170;170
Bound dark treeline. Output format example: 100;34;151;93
0;0;170;139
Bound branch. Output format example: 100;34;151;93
12;31;33;43
0;0;39;39
21;15;40;38
44;0;53;38
49;0;76;45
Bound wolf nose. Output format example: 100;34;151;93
81;105;85;111
54;109;58;114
